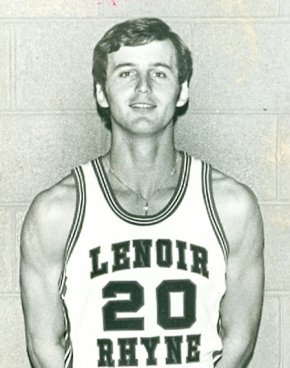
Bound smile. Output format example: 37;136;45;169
130;103;156;109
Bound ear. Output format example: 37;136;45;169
96;83;109;108
176;81;189;107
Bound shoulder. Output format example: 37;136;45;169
21;174;77;261
211;168;264;255
211;168;258;215
27;173;77;229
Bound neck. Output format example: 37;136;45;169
105;127;178;199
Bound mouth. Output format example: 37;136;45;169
130;103;156;109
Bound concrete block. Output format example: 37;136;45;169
15;21;192;111
175;113;277;201
261;205;290;292
280;0;290;15
189;0;279;17
248;296;280;368
0;0;102;18
281;296;290;368
0;25;10;110
98;0;279;17
279;117;290;200
15;208;29;292
0;296;31;368
194;23;290;111
0;0;279;18
0;114;107;203
0;209;13;292
16;22;100;111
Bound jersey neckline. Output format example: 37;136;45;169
91;151;191;226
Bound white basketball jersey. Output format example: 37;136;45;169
59;151;229;368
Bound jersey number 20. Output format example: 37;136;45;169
102;280;196;331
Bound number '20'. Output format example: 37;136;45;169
102;279;196;331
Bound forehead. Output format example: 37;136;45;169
107;39;178;70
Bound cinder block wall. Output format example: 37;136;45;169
1;1;289;367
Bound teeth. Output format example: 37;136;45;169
132;103;154;109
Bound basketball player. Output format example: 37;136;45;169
20;18;264;368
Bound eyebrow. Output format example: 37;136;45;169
112;63;135;71
112;62;174;71
151;62;173;70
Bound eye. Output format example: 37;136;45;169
119;70;136;78
152;71;167;79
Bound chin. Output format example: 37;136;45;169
130;121;169;136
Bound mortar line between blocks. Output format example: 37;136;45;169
260;201;290;205
192;23;197;109
276;117;281;200
0;110;290;115
1;17;290;23
265;291;290;296
279;296;283;368
11;24;17;110
0;292;21;298
11;207;18;292
8;24;13;110
8;207;15;293
0;202;30;207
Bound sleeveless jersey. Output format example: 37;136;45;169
59;151;229;368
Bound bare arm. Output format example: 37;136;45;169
20;176;76;368
213;172;264;368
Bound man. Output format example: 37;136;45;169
21;18;264;368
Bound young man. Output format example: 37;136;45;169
21;18;264;368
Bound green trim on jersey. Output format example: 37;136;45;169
58;166;86;291
91;151;191;226
202;162;229;261
58;166;86;368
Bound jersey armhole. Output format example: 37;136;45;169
58;166;86;294
58;167;86;368
201;162;229;262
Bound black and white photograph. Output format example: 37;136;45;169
0;1;289;367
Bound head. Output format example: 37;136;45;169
92;17;193;129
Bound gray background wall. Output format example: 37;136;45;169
0;0;289;367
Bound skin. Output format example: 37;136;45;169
212;171;264;368
21;39;264;368
96;40;189;206
21;176;75;367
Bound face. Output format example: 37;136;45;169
96;40;189;135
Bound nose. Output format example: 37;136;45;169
136;72;151;94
